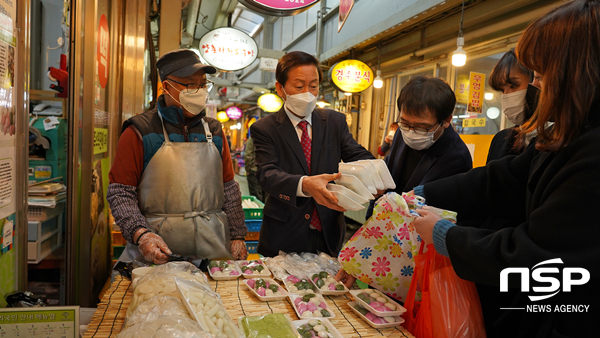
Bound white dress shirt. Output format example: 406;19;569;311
284;106;312;197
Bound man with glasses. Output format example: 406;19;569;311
365;76;472;219
107;49;248;264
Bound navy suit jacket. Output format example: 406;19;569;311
367;125;473;218
250;108;374;257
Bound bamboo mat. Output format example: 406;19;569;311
84;275;415;338
84;275;132;338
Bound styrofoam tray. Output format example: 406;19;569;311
309;271;349;296
293;318;343;338
334;174;374;200
347;301;404;329
243;278;289;301
372;159;396;189
207;260;242;280
289;294;335;319
357;160;386;191
339;163;377;194
282;275;319;295
327;183;368;204
349;289;406;316
236;260;272;278
329;190;365;211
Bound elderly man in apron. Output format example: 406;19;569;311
107;49;248;264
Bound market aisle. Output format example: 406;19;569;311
235;174;250;196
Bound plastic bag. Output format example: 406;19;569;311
238;313;299;338
125;295;192;328
127;263;211;317
175;278;244;338
117;315;214;338
403;243;486;338
338;192;456;302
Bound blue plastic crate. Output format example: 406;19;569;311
245;219;262;232
246;241;258;254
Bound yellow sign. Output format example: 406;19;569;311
257;93;283;113
455;74;470;104
462;117;486;128
93;128;108;154
330;60;373;93
217;111;229;123
467;72;486;114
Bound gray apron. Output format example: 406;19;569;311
120;113;232;262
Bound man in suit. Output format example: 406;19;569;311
365;76;473;219
250;51;375;257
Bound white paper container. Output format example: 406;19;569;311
131;267;153;281
326;183;368;205
293;318;344;338
339;163;377;194
357;160;386;191
282;275;319;295
242;278;289;301
347;301;405;329
236;260;272;279
289;294;336;319
208;260;243;280
349;289;407;316
372;159;396;189
329;190;365;211
334;174;374;200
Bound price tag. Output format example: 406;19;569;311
462;118;486;128
1;220;13;253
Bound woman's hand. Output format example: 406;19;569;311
414;207;442;245
335;268;356;289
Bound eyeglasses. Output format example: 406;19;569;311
398;121;441;136
166;78;214;94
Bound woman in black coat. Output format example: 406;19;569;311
413;1;600;337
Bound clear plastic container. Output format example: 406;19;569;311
238;313;300;338
306;271;348;296
282;274;318;295
349;289;406;316
208;260;242;280
236;259;271;278
347;301;404;329
243;278;289;301
289;294;335;319
293;318;343;338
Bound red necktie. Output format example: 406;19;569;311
298;121;322;231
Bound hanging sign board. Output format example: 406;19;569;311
462;117;486;128
338;0;355;32
97;14;110;88
239;0;320;16
199;27;258;71
259;57;278;72
329;60;373;93
467;72;485;114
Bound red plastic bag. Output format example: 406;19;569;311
403;243;486;338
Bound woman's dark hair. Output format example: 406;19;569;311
489;50;533;92
397;76;456;122
516;0;600;152
275;51;322;86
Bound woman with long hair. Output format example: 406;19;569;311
412;1;600;336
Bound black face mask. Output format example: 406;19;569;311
524;84;540;122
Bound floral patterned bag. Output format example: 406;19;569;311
338;192;456;302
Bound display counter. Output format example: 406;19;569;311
83;275;415;338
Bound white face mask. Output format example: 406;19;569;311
501;89;527;125
167;86;209;116
282;88;317;117
401;123;441;151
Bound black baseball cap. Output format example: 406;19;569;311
156;49;217;80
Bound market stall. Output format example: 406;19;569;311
83;267;414;338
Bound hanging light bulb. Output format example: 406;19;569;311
344;92;352;96
452;0;467;67
316;90;330;108
374;70;383;89
452;37;467;67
